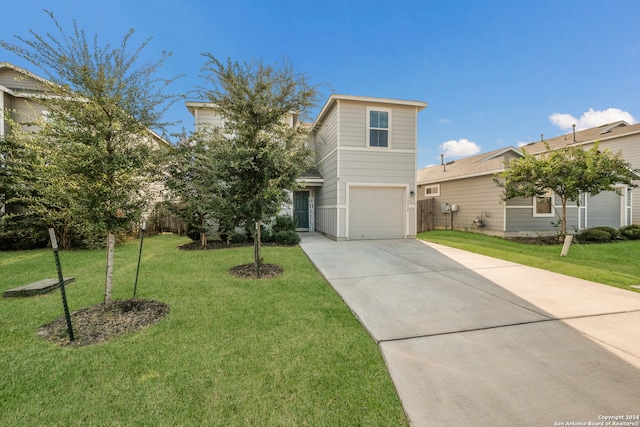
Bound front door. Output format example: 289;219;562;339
293;191;309;229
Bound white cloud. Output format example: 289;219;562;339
439;138;481;159
437;118;450;124
549;108;637;131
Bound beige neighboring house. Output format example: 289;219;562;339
0;61;170;216
417;121;640;237
187;94;428;240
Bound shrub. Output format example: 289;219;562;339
274;230;300;245
260;227;275;243
186;224;202;242
591;226;621;240
230;232;248;244
577;228;613;243
621;224;640;240
273;215;297;232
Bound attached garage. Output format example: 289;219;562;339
348;186;406;240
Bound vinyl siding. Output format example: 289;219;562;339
312;104;339;238
422;176;504;233
315;151;338;206
338;101;418;151
391;107;418;151
574;134;640;224
339;150;415;183
194;108;224;130
585;190;623;228
339;103;365;148
313;103;338;161
0;69;43;92
505;194;579;233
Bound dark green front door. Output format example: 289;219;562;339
293;191;309;229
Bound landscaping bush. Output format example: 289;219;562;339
577;228;614;243
273;215;297;232
260;226;275;243
274;230;300;245
230;231;248;244
621;224;640;240
591;226;621;240
186;224;202;242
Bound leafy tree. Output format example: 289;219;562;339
0;124;87;250
165;133;227;248
199;55;319;276
1;11;181;306
496;142;638;235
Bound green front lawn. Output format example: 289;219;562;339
418;230;640;292
0;235;407;426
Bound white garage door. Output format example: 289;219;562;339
349;187;405;240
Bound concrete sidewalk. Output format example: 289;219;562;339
299;233;640;426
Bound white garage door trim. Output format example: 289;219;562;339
347;184;407;240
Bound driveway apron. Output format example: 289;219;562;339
299;233;640;426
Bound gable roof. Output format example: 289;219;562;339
417;147;522;184
311;94;428;133
520;120;640;154
0;62;51;96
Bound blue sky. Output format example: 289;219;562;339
2;0;639;168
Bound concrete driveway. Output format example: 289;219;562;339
299;233;640;426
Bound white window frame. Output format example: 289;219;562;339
424;184;440;198
366;107;392;148
533;189;554;217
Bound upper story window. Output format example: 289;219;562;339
533;189;554;217
367;107;391;148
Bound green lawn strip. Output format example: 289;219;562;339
418;230;640;291
0;235;407;426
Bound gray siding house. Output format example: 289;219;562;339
301;95;427;240
187;94;428;240
417;121;640;237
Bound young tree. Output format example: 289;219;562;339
199;55;319;276
165;133;227;248
496;142;638;235
1;11;181;306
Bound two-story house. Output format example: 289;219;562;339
187;95;428;241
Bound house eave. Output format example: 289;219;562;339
311;94;428;133
417;168;506;185
297;177;324;187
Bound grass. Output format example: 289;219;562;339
0;235;407;426
418;230;640;292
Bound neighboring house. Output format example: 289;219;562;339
187;94;428;240
417;121;640;237
0;62;169;217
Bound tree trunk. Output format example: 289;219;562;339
254;220;261;278
104;231;115;308
200;215;207;248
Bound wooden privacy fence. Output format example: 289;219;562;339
417;198;435;233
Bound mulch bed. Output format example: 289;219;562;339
229;263;284;279
180;240;286;278
38;299;170;347
506;235;564;245
37;241;288;346
178;241;285;250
